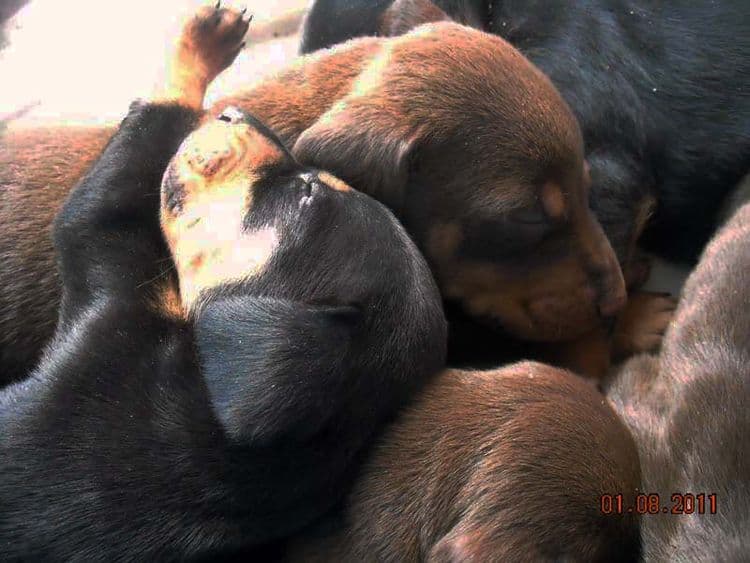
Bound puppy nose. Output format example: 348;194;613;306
577;211;627;319
594;266;627;319
217;106;248;124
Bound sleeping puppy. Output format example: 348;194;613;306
0;5;446;559
301;0;750;266
606;202;750;560
285;363;642;562
0;19;627;383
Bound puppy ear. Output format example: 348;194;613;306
381;0;451;36
195;296;361;445
292;107;418;215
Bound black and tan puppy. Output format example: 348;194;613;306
302;0;750;267
0;6;446;559
285;363;642;562
606;202;750;560
0;20;627;383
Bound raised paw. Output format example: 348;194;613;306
180;2;252;83
158;3;251;109
612;291;677;359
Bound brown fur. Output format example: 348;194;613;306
211;22;626;342
606;203;750;561
380;0;451;36
0;125;113;381
538;289;677;381
0;22;626;382
287;363;642;562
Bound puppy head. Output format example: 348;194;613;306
161;107;447;448
399;24;626;341
160;108;286;309
159;106;422;313
161;108;364;309
425;158;627;342
293;23;625;342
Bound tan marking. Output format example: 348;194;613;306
631;194;657;244
426;219;619;341
162;181;280;310
176;121;286;185
155;53;209;110
541;182;566;219
317;171;352;192
160;115;297;309
427;223;463;262
583;160;592;189
189;254;205;271
148;281;186;321
244;127;287;170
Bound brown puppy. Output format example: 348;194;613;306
606;202;750;561
286;363;642;562
0;21;625;383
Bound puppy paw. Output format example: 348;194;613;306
181;2;252;82
612;291;677;359
624;253;652;290
159;2;251;108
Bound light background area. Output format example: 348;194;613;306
0;0;308;125
4;0;735;294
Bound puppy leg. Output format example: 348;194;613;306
54;4;249;323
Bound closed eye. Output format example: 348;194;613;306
508;207;547;225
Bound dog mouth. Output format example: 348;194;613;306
522;292;601;340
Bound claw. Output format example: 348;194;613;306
241;7;247;14
215;1;221;9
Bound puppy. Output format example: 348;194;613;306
0;5;446;559
607;202;750;560
301;0;750;266
286;363;642;562
0;20;626;383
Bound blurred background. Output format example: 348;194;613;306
0;0;309;125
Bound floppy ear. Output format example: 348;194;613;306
292;106;418;215
195;295;361;445
382;0;451;36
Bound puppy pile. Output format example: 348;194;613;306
0;1;747;561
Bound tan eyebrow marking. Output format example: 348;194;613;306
318;171;352;192
541;182;567;219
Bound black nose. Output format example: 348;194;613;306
299;172;322;197
217;106;248;124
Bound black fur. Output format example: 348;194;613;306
606;202;750;560
301;0;750;263
0;102;446;560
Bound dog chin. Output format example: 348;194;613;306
513;300;600;342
